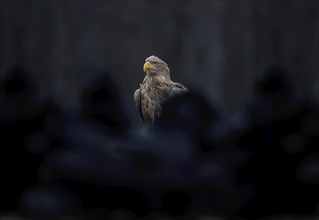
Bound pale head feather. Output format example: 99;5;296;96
145;55;170;77
145;55;166;65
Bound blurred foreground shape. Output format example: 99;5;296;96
0;65;318;220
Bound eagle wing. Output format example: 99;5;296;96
169;82;189;98
134;88;141;109
134;87;144;122
135;84;149;123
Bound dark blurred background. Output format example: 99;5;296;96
1;1;318;113
0;1;319;220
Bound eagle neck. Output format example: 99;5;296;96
145;74;171;87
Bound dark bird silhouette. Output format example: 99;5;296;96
236;67;319;219
0;66;67;213
81;71;131;137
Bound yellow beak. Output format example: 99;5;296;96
143;62;156;72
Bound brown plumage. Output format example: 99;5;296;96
134;55;188;128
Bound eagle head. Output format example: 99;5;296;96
143;55;170;76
